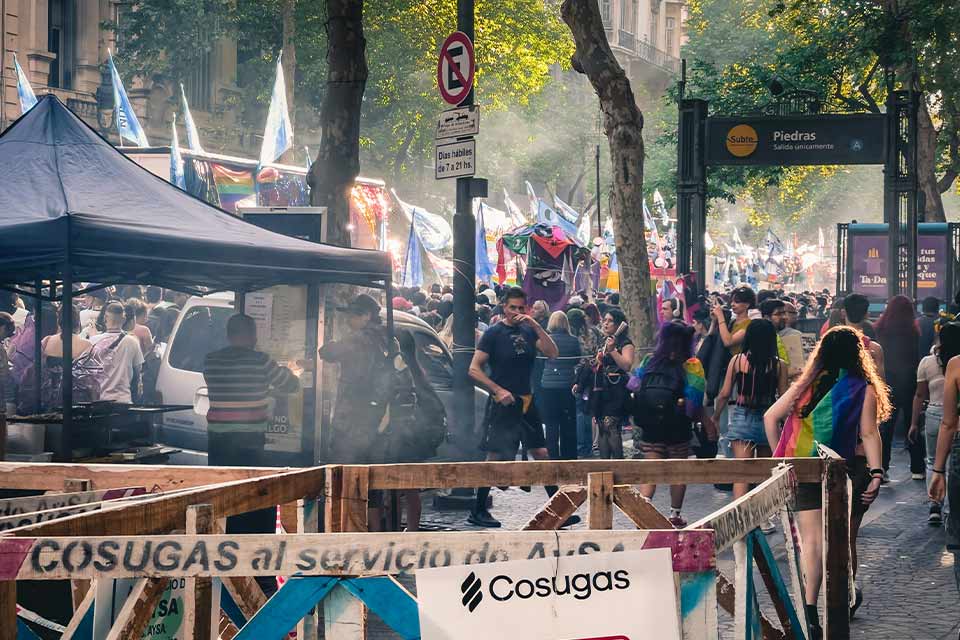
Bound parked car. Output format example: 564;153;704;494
153;294;487;461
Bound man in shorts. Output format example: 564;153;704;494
468;287;559;528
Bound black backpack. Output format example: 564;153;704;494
634;363;684;426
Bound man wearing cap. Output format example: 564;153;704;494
318;293;392;465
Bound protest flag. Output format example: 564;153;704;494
179;83;204;153
13;53;37;114
259;52;294;166
108;51;149;146
169;113;186;189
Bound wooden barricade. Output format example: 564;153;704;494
0;457;848;640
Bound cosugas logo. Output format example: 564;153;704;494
458;568;632;612
726;124;759;157
489;569;630;603
460;571;483;612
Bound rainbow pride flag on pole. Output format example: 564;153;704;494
774;370;867;460
211;163;255;212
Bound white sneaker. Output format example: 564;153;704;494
760;516;776;535
911;473;925;481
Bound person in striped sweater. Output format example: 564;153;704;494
203;313;300;469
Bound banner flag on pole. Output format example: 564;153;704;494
391;189;453;252
553;195;582;227
476;203;495;284
108;51;149;146
765;229;785;263
525;181;539;219
402;219;424;288
503;189;528;226
13;53;37;114
259;52;294;166
304;146;313;171
653;189;671;226
169;113;186;189
704;231;715;251
179;83;204;153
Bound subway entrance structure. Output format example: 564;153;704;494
676;66;920;300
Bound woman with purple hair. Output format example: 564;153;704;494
628;321;713;527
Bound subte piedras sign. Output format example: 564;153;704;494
706;114;886;166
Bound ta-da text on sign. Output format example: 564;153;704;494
435;139;476;180
415;549;681;640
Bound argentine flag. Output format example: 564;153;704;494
170;113;186;189
13;54;37;113
179;83;204;153
259;53;294;165
108;51;149;146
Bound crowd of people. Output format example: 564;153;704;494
381;281;960;638
0;285;191;416
3;277;960;637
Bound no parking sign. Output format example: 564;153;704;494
437;32;475;106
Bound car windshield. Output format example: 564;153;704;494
168;306;232;373
412;330;453;390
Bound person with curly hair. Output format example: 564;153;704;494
765;326;890;638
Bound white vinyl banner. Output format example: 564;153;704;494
416;549;681;640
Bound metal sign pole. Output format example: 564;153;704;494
451;0;477;456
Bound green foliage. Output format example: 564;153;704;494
109;0;575;187
361;0;575;181
669;0;960;230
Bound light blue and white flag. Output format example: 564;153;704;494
108;51;149;146
169;113;186;189
476;203;495;284
392;189;453;252
553;195;582;227
401;220;424;288
179;83;204;153
304;146;313;171
536;198;579;237
13;53;37;114
259;52;294;165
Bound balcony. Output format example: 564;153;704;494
610;31;681;76
618;30;636;52
637;41;681;74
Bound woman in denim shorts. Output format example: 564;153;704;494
713;319;787;500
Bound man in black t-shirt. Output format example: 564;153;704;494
467;287;559;527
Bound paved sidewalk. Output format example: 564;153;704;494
411;447;959;639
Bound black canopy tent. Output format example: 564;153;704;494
0;95;394;459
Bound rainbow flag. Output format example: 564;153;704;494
211;163;255;212
774;370;867;460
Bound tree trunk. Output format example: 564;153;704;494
917;97;946;222
560;0;654;347
309;0;367;248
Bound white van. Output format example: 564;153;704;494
153;294;487;460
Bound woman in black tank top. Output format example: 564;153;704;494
712;319;787;500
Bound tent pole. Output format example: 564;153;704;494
33;281;41;414
59;253;73;461
385;276;395;354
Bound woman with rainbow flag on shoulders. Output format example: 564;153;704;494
764;325;890;639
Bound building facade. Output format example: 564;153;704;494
600;0;686;98
0;0;251;153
